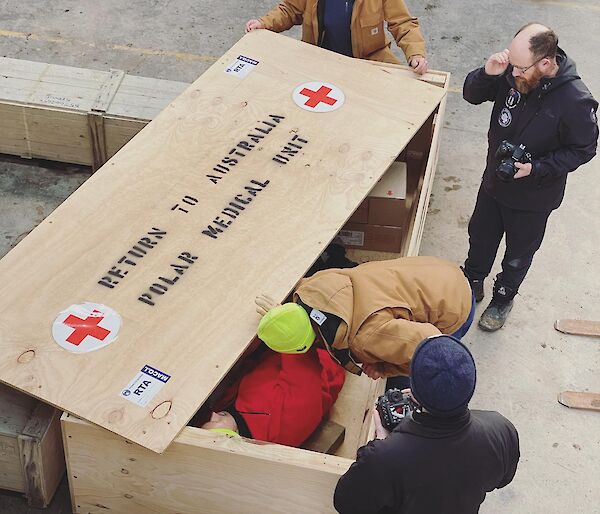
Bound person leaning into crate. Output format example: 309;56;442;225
255;256;475;381
196;346;345;447
333;335;520;514
244;0;429;74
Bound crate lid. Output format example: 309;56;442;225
0;30;446;453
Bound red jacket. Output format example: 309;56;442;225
232;348;345;446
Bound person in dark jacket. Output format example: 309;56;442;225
333;335;520;514
461;23;598;331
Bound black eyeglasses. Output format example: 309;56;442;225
511;56;546;74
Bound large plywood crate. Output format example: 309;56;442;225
0;30;449;513
60;69;449;514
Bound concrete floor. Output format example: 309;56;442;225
1;0;599;512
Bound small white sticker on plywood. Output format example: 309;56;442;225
224;55;259;79
52;303;121;354
120;365;171;407
293;82;345;113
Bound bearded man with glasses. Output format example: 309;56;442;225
461;23;598;331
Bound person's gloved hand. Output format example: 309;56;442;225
255;294;280;317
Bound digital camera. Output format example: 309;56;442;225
375;388;413;431
495;140;532;182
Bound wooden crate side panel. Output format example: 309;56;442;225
0;102;31;157
0;433;24;493
0;383;37;436
63;416;350;514
328;371;375;459
39;407;66;507
18;403;65;508
0;384;37;493
17;434;45;505
406;86;449;256
357;378;386;447
0;102;92;164
104;117;148;159
24;107;92;164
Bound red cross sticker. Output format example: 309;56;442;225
299;86;338;109
53;303;122;354
293;82;345;113
63;310;111;346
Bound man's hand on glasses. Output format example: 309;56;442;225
485;49;510;76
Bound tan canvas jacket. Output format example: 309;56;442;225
293;257;472;377
259;0;426;63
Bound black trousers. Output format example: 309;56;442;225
464;186;552;294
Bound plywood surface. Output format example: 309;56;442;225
0;30;445;453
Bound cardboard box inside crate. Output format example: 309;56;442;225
337;223;403;253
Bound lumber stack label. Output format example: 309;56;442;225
0;30;445;453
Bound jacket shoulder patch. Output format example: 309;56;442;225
498;107;512;128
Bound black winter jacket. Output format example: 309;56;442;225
464;48;598;211
333;410;519;514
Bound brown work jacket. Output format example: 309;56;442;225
293;257;472;377
259;0;426;64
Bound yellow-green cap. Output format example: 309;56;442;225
209;428;240;438
257;303;316;354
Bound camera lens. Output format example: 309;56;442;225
496;160;516;182
389;391;403;403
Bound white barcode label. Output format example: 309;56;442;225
337;230;365;247
225;55;259;79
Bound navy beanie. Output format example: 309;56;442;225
410;335;476;417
